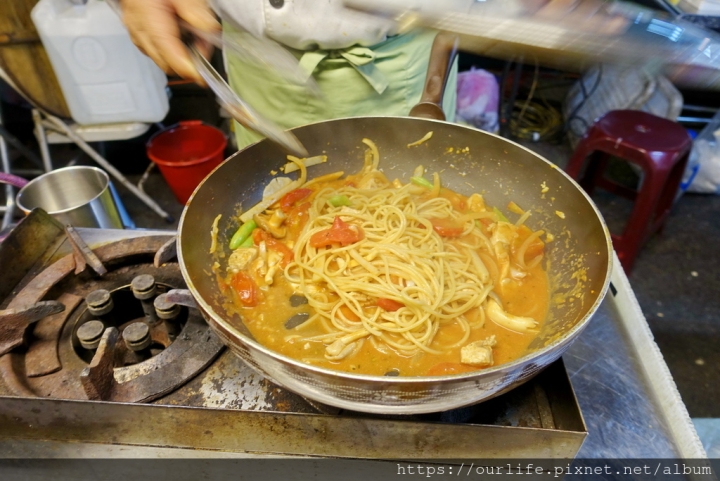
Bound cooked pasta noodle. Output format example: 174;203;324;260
221;141;549;376
283;174;516;357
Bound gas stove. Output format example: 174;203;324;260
0;210;587;459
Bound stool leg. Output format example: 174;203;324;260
654;151;689;234
580;151;611;195
565;142;596;180
617;166;672;272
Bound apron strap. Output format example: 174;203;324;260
298;46;389;95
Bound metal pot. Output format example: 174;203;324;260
0;166;123;229
178;114;612;414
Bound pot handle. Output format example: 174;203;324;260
408;33;459;121
0;172;29;189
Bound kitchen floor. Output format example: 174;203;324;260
1;95;718;456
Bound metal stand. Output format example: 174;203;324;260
0;113;14;230
32;109;53;173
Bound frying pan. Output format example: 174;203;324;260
178;35;612;414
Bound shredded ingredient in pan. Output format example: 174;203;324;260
219;139;549;377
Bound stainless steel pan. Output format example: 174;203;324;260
177;118;612;414
178;36;612;414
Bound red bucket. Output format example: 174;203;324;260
147;121;227;204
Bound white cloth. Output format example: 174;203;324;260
212;0;398;50
211;0;536;50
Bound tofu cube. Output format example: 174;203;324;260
460;336;497;367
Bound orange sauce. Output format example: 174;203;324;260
235;261;548;377
223;175;550;377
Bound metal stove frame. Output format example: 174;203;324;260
0;210;587;459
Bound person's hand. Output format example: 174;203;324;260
120;0;220;82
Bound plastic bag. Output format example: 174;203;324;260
687;133;720;194
456;67;499;133
563;64;683;149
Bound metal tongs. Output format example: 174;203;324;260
107;0;310;156
186;44;306;157
181;22;310;157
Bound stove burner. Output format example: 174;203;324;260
131;274;161;325
131;274;156;298
154;293;182;320
86;289;113;316
0;235;225;403
71;281;187;367
77;320;104;350
123;322;151;351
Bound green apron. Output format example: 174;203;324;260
224;27;458;150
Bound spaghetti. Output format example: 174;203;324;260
221;139;548;376
286;181;497;357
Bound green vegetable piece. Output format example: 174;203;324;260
229;219;257;250
239;236;254;248
328;195;351;207
493;207;509;223
410;176;433;189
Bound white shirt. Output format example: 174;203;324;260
213;0;533;50
213;0;398;50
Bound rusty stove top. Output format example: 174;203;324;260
0;210;587;458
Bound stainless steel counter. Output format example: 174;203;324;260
567;254;705;458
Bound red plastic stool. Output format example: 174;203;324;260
565;110;692;272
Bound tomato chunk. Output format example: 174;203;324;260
428;218;464;237
377;298;404;312
252;228;264;244
253;228;294;266
230;272;258;307
280;188;313;213
309;217;364;248
439;189;468;212
286;201;311;238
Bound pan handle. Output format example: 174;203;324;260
409;33;459;121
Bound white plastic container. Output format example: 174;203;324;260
32;0;169;125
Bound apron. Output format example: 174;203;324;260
224;27;458;150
